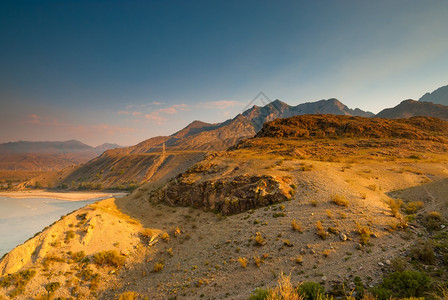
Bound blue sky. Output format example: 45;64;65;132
1;0;448;146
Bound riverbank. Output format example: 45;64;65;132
0;190;128;201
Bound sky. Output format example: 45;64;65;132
1;0;448;147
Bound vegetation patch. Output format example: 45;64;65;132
93;250;125;268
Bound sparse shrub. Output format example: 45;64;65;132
273;212;286;218
238;257;248;268
297;281;325;300
141;228;153;238
402;201;423;214
283;239;292;247
166;248;173;256
410;239;435;264
118;291;139;300
65;230;75;242
356;223;372;245
295;256;303;264
315;221;328;240
291;219;302;232
45;282;61;295
255;232;266;246
322;249;332;257
310;200;318;207
253;256;262;267
423;211;443;230
93;250;125;268
331;194;349;207
174;226;181;237
328;227;339;234
390;257;407;272
161;232;170;242
71;251;86;263
388;198;403;218
153;262;164;272
326;209;333;219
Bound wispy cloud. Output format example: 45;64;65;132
119;103;190;125
24;114;136;136
199;100;244;110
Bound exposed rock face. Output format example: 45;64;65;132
149;173;293;215
376;100;448;120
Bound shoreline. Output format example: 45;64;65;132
0;190;128;201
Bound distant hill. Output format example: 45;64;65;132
58;99;373;188
0;140;121;171
375;100;448;120
419;84;448;105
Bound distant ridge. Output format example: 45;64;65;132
419;84;448;106
0;140;121;171
376;100;448;120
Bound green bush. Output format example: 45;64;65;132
423;211;443;230
248;287;269;299
297;281;325;300
374;270;430;298
410;239;435;264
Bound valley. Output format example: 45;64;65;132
1;115;448;299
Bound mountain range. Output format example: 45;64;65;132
3;83;448;184
0;140;120;171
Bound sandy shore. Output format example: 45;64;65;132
0;190;128;201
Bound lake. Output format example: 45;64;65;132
0;196;101;257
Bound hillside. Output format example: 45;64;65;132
2;115;448;299
376;100;448;120
419;84;448;106
57;99;372;189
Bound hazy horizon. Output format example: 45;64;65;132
1;0;448;146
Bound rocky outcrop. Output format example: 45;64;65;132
149;173;294;215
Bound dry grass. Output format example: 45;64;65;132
388;198;403;218
291;219;302;232
255;232;266;246
161;232;170;242
331;194;349;207
266;273;302;300
315;221;328;240
238;257;248;268
355;222;372;245
153;262;164;272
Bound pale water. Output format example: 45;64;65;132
0;197;101;257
